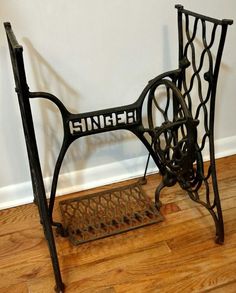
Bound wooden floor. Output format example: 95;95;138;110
0;155;236;293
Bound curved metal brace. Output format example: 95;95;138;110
48;138;71;236
208;135;224;243
187;187;223;244
155;181;165;209
136;68;182;108
29;91;70;118
155;171;177;209
28;91;72;234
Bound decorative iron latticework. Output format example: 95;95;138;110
60;183;163;245
4;5;233;293
175;5;233;244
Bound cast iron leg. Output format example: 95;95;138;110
35;186;65;292
155;181;164;209
155;172;177;209
138;152;151;185
187;185;224;245
41;212;65;292
211;168;224;244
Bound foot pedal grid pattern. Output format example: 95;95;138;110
59;183;163;245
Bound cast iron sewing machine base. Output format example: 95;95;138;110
4;4;233;293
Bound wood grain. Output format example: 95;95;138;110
0;155;236;292
0;283;28;293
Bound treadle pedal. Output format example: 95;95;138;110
59;182;164;245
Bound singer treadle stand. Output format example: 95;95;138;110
4;5;233;293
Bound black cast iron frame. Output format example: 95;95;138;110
4;5;233;293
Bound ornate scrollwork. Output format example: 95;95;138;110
146;79;198;191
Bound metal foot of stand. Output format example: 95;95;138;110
54;283;65;293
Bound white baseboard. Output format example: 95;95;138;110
1;135;236;210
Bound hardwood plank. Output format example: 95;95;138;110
27;276;117;293
0;204;40;236
0;283;28;293
28;232;236;293
57;207;202;260
0;155;236;293
0;228;54;288
114;261;236;293
0;228;47;261
161;259;236;292
167;218;236;251
57;206;236;268
0;253;53;289
207;280;236;292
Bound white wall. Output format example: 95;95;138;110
0;0;236;209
